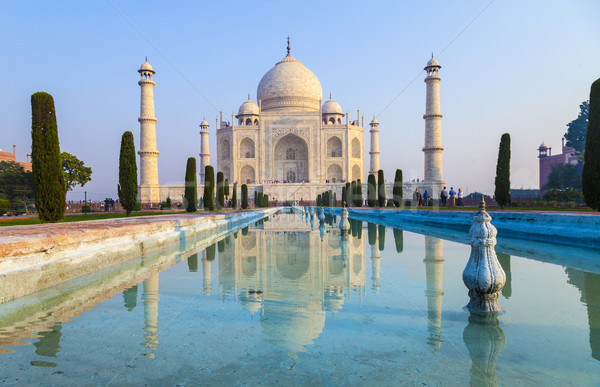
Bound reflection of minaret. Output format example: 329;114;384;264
142;273;159;358
202;250;212;295
463;313;506;387
370;241;381;292
565;268;600;361
497;253;512;299
424;236;444;349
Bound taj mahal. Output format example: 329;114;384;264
136;40;446;204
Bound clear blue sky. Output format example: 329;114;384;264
1;0;598;200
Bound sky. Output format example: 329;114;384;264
1;0;599;201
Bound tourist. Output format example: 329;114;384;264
413;188;422;207
423;190;430;206
457;188;464;206
449;187;456;207
440;186;448;206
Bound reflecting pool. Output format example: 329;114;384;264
1;209;599;385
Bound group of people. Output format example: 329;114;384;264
440;186;464;207
412;186;464;207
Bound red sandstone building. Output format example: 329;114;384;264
0;145;32;172
538;138;579;190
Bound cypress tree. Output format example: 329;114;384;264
184;157;197;212
378;224;386;251
494;133;511;209
329;190;333;207
254;190;258;207
341;186;347;207
216;171;224;209
393;228;403;253
583;78;600;210
31;92;66;222
345;182;351;207
117;131;137;216
377;169;386;207
393;169;403;207
367;173;376;207
263;194;269;207
241;184;248;209
317;194;322;206
258;192;264;208
224;178;230;199
349;181;355;207
356;179;363;207
333;192;337;207
203;165;215;210
232;182;237;209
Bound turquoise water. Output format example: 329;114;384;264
0;209;599;385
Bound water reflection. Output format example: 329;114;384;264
217;211;365;357
424;236;444;349
30;323;62;367
497;253;511;299
566;268;600;361
123;284;139;312
463;313;506;387
142;274;160;358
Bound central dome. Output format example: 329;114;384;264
257;53;322;112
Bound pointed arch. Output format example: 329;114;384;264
240;137;255;158
351;138;361;159
327;136;342;158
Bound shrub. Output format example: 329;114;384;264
405;200;412;207
216;172;224;210
184;157;197;212
241;184;248;209
583;78;600;210
393;169;403;207
161;196;172;210
31;92;66;222
81;204;91;213
494;133;511;208
232;183;237;209
118;131;137;216
377;170;386;207
203;166;215;210
367;174;376;207
0;199;10;215
544;188;583;203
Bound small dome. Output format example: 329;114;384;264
370;117;379;125
200;119;209;127
539;142;548;149
139;60;154;72
238;97;259;116
426;57;440;67
322;98;342;115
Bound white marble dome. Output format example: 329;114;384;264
200;119;209;127
238;97;259;116
322;98;342;114
426;57;440;68
257;53;322;111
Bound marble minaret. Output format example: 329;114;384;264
199;119;210;183
423;56;445;189
369;118;380;175
138;58;160;203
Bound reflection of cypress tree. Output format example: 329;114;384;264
393;228;404;253
233;230;238;239
497;253;512;299
351;219;358;238
242;226;248;236
378;225;386;251
206;244;216;261
123;285;138;311
225;236;230;244
566;268;600;361
217;239;225;253
368;223;377;246
187;253;198;273
34;323;62;358
356;220;362;239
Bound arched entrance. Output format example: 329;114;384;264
274;134;308;182
327;164;342;182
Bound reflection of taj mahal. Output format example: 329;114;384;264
137;39;446;203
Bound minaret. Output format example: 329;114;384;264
138;58;160;203
369;118;380;174
423;56;444;188
199;119;210;183
424;236;444;349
